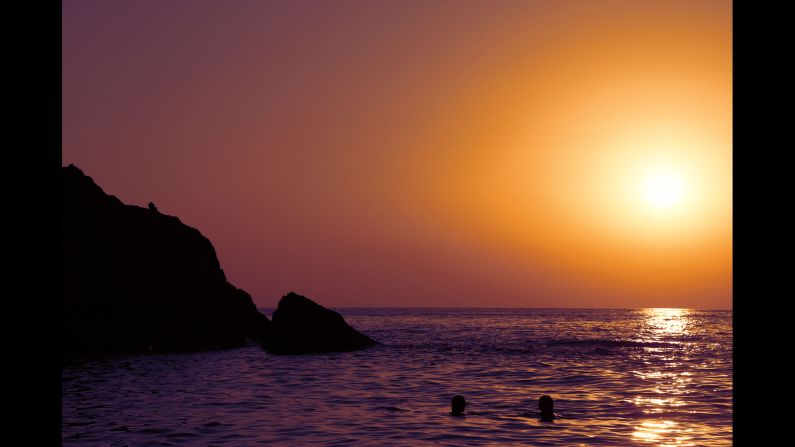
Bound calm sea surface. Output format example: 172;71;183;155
62;308;732;446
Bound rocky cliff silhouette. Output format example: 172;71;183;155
62;164;271;359
62;165;377;360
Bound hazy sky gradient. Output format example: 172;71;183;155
63;0;731;309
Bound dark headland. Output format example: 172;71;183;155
62;164;377;361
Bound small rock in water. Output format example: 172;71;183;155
262;292;379;354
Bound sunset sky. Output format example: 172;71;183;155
62;0;731;309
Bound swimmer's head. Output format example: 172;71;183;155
538;395;554;421
451;395;466;416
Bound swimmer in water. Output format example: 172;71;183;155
538;395;554;422
451;395;466;416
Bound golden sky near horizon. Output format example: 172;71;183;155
62;0;731;308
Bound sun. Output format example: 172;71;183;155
643;170;685;209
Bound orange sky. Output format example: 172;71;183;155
63;0;731;309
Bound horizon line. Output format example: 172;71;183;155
256;306;732;311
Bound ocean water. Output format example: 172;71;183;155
62;308;732;446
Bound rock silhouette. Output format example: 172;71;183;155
262;292;379;354
63;165;378;360
62;164;271;360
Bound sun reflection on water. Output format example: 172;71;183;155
642;308;690;337
632;420;696;446
630;308;697;446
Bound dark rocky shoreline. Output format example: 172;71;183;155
62;165;376;361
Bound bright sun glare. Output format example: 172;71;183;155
643;171;685;208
